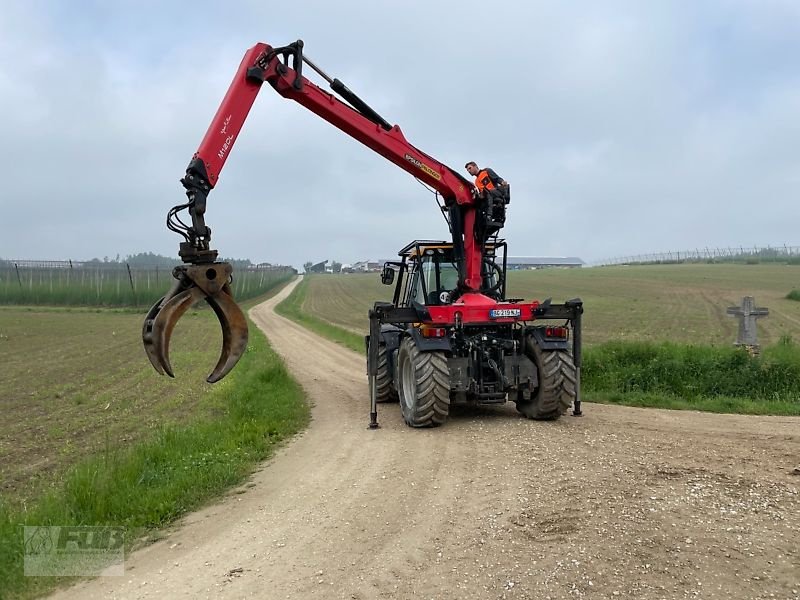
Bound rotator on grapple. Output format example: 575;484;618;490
143;38;584;428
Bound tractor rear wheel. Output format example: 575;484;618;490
516;338;576;420
375;345;398;403
397;337;450;427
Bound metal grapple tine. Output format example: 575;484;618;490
143;277;187;375
204;282;249;383
142;285;206;378
143;298;169;376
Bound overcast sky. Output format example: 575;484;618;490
1;0;798;269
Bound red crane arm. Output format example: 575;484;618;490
145;40;520;384
179;41;484;291
195;42;475;203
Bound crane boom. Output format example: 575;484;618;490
180;41;486;290
144;39;510;383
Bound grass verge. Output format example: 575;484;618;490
583;338;800;415
0;308;310;599
275;277;364;353
583;390;799;415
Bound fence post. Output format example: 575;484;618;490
14;263;22;288
126;263;137;306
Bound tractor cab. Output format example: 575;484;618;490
381;240;507;307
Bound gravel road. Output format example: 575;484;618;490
53;278;800;599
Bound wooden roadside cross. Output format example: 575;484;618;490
726;296;769;355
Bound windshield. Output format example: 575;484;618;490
411;255;459;305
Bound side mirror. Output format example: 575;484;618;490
381;266;395;285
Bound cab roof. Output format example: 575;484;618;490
398;239;506;258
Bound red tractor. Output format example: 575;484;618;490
142;40;584;427
368;239;583;428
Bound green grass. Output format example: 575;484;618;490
584;390;799;414
0;308;310;599
582;338;800;415
275;277;364;353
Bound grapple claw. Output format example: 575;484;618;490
143;283;206;378
142;263;249;382
204;282;249;383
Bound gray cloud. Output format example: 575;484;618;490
1;1;798;268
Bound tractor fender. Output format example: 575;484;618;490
379;324;404;351
365;325;404;353
376;325;404;377
527;326;571;351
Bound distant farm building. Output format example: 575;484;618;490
307;260;328;273
507;256;584;269
351;260;389;272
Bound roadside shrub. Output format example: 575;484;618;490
786;289;800;301
583;340;800;402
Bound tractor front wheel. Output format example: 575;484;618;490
397;337;450;427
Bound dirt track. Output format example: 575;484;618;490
54;278;800;599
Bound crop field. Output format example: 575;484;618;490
0;270;293;508
301;263;800;345
287;264;800;415
301;271;390;334
0;306;229;507
0;263;295;307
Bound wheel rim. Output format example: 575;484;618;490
400;351;416;413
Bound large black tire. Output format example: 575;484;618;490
375;345;398;403
397;337;450;427
516;338;576;420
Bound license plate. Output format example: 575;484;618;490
489;308;521;319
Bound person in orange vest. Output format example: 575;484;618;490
465;161;508;195
465;161;510;234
